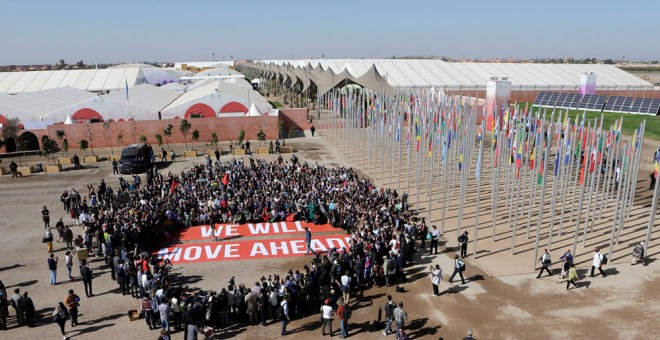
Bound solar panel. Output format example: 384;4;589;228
578;94;607;111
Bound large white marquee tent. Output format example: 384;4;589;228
240;59;654;93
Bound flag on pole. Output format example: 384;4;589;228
125;79;129;101
396;115;401;141
654;150;660;179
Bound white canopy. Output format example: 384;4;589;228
246;102;263;116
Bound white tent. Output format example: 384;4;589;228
246;102;263;116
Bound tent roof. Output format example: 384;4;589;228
244;59;654;92
103;84;182;112
0;66;181;94
246;102;263;116
0;87;98;120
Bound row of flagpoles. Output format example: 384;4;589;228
314;87;656;269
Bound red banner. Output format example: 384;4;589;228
177;221;339;241
156;235;352;264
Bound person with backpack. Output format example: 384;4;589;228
337;298;350;338
590;248;607;278
382;295;396;335
448;255;466;284
53;301;70;339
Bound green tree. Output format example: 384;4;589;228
2;118;21;164
604;59;614;65
210;132;218;147
62;139;69;156
256;129;266;145
57;59;66;70
238;129;245;144
55;130;66;156
41;136;58;164
192;129;200;146
139;135;147;143
86;123;95;156
277;120;285;139
155;134;163;146
79;139;89;155
179;119;191;150
116;132;124;147
75;60;85;68
163;124;173;148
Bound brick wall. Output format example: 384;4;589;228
32;116;280;150
278;108;311;136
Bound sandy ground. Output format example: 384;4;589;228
0;132;658;340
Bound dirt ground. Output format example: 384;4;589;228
0;133;658;340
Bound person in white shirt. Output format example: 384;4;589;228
429;264;442;296
590;248;607;278
449;255;466;284
429;226;440;255
338;272;351;304
320;299;334;336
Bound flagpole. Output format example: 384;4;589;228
607;139;629;261
533;111;552;270
625;121;644;219
643;148;660;259
558;115;576;236
473;104;485;259
546;111;564;251
572;120;593;256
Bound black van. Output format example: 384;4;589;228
119;143;152;174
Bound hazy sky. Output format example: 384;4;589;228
2;0;659;65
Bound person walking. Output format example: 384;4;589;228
214;148;220;162
79;260;93;297
536;249;552;278
305;227;314;255
45;228;54;253
64;226;74;250
559;249;574;265
590;248;607;278
64;290;80;327
53;302;70;339
393;302;408;340
9;160;22;178
337;298;350;338
311;125;316;137
320;299;334;336
632;241;645;265
566;264;578;290
280;297;291;336
448;255;466;284
382;295;396;336
48;254;59;285
458;231;469;258
429;264;442;296
558;257;570;283
428;225;440;255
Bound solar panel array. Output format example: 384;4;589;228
532;91;660;115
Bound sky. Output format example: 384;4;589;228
2;0;659;65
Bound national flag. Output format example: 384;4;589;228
396;116;401;141
170;179;178;193
222;173;229;186
458;145;463;171
654;150;660;179
125;79;129;101
476;131;483;180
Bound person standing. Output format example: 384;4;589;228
159;298;171;335
42;206;51;229
245;140;251;155
320;299;334;336
590;248;607;278
64;290;80;327
305;227;314;255
0;286;7;330
64;226;74;250
448;255;466;284
337;298;350;338
45;229;54;253
53;302;70;339
280;297;290;336
338;271;351;304
48;254;59;285
9;160;21;178
429;265;442;296
141;294;155;330
382;295;396;336
112;159;119;175
566;264;578;290
214;148;220;162
79;260;93;297
393;302;408;340
170;149;176;162
11;288;26;327
536;249;552;278
311;125;316;137
428;226;440;255
20;292;35;327
458;231;469;258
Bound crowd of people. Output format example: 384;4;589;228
3;154;447;339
